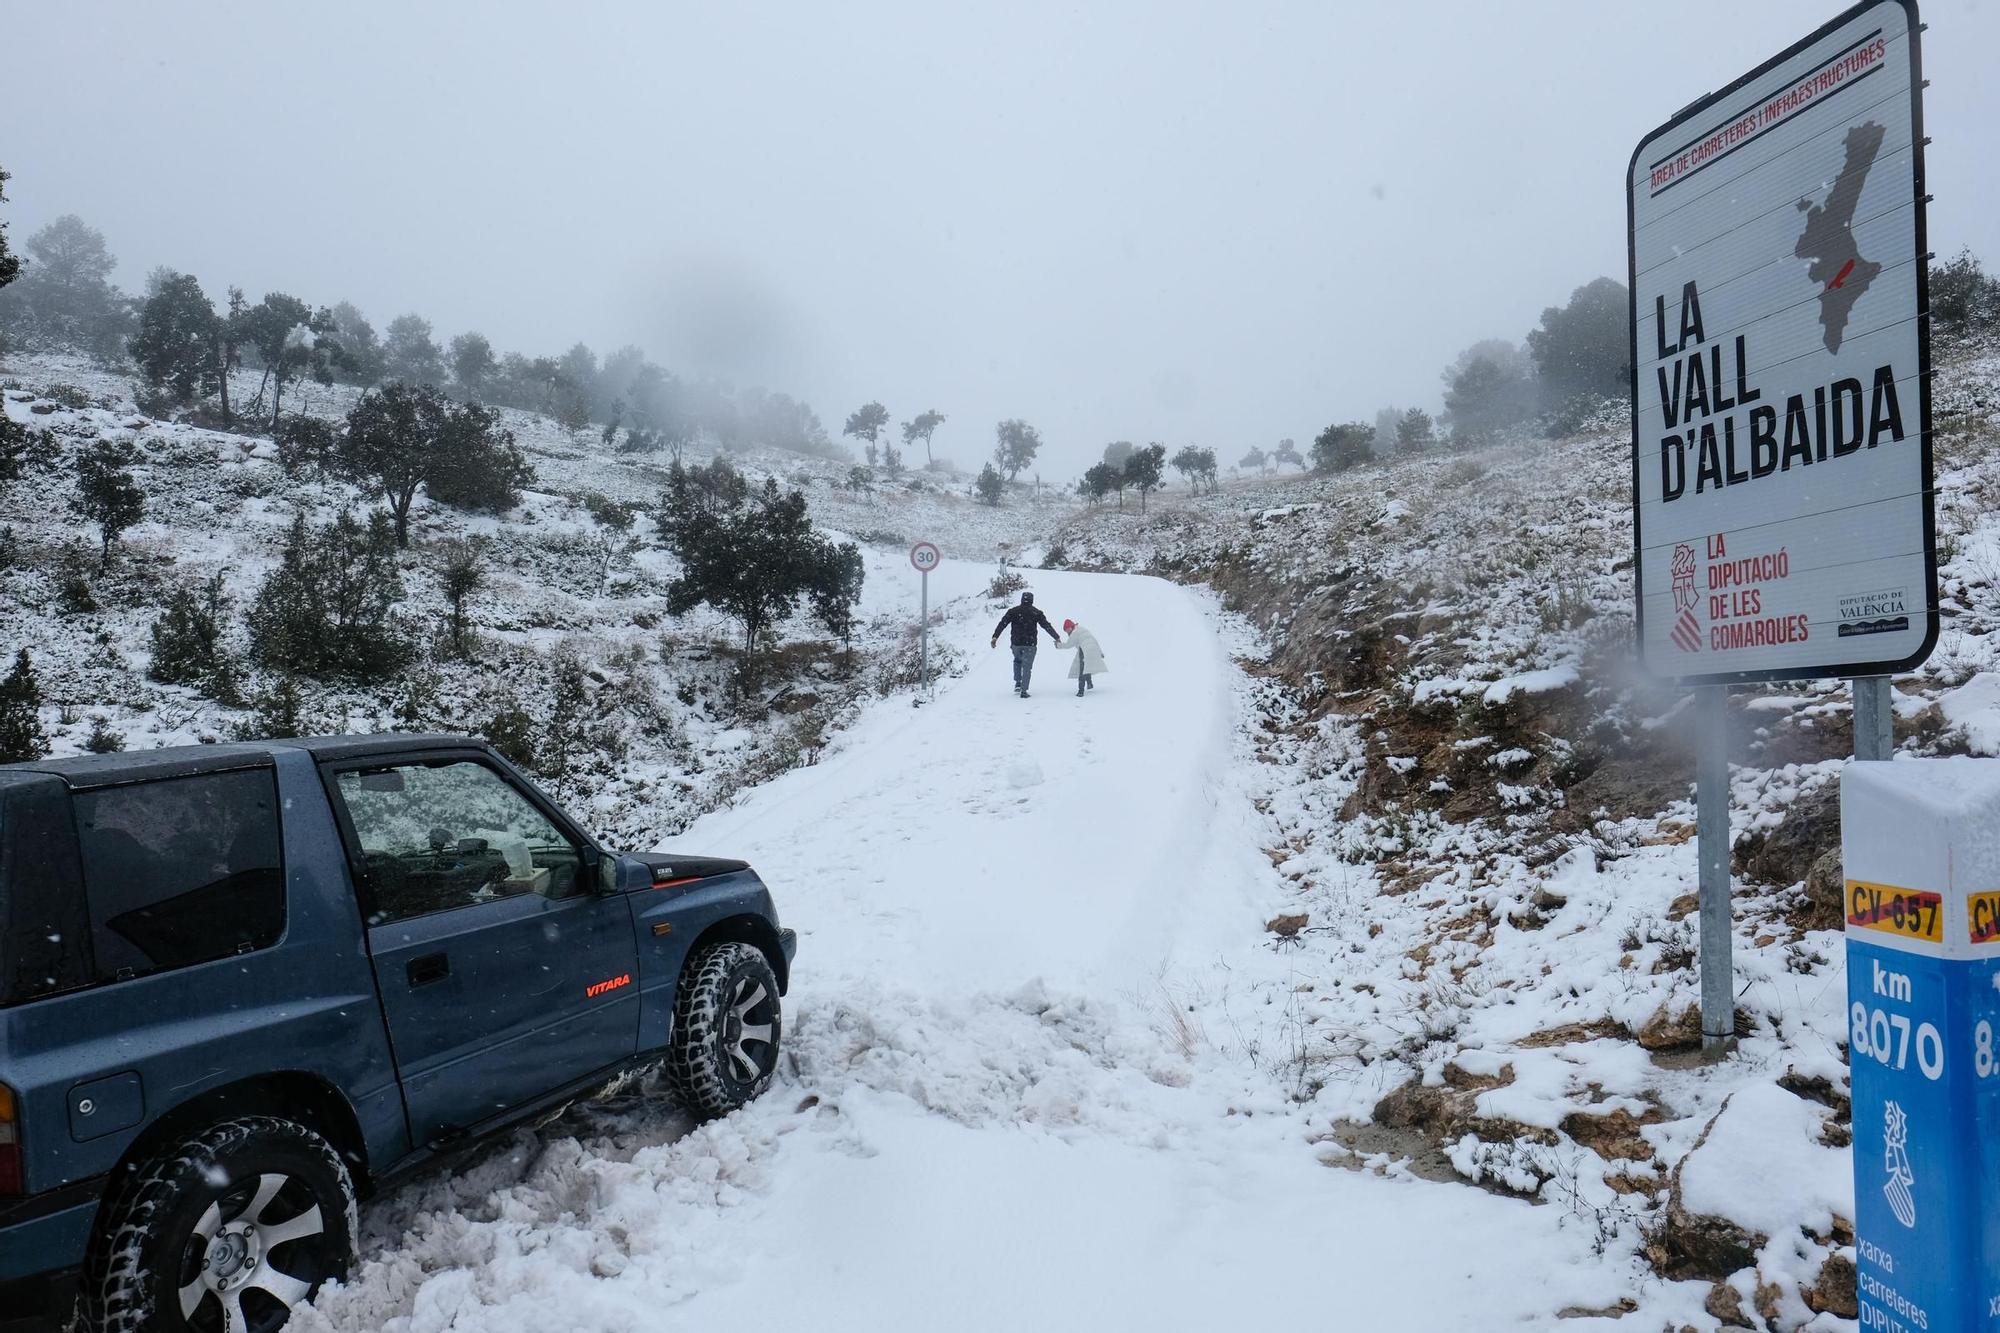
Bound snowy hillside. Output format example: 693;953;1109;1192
1028;348;2000;1328
0;350;1075;847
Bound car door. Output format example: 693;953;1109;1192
325;754;638;1146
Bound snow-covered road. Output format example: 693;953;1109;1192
695;566;1261;993
298;569;1647;1333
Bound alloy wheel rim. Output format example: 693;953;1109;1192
177;1171;326;1333
722;975;778;1082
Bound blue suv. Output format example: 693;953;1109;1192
0;735;795;1332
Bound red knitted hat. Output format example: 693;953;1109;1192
1063;619;1076;633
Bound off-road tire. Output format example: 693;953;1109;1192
666;942;783;1120
78;1116;356;1333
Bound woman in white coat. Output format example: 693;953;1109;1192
1060;618;1108;697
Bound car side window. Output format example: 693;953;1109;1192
334;760;585;924
74;768;286;981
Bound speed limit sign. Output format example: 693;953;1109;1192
911;542;940;694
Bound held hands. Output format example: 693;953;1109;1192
990;638;998;649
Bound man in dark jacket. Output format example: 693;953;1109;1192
991;590;1062;697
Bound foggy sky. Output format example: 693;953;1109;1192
4;1;1997;476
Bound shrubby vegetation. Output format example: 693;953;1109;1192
655;459;864;652
248;511;412;680
328;383;531;544
0;649;46;763
73;439;145;566
1934;249;2000;347
148;574;241;702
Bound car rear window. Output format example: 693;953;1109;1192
0;777;93;1007
74;768;286;981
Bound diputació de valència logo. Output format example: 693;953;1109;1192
1882;1098;1917;1228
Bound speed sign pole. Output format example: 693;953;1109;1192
910;542;941;693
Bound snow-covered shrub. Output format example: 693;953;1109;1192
82;714;124;753
275;413;338;475
147;573;240;702
480;702;537;770
0;649;48;762
72;437;144;564
232;674;315;741
36;381;97;410
247;511;412;681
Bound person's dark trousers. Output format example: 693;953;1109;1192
1012;643;1037;693
1077;671;1093;697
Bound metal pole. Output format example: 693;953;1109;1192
1852;675;1893;761
919;569;929;693
1697;685;1733;1056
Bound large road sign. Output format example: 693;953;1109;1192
1628;0;1933;685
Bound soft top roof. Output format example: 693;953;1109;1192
0;734;490;788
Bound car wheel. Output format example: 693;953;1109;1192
667;941;783;1120
81;1116;356;1333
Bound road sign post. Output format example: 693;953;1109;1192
1695;687;1733;1053
1842;759;2000;1333
910;542;941;693
1855;674;1895;760
1629;0;1934;1071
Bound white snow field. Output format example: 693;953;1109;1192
296;568;1673;1333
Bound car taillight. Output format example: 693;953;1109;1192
0;1083;20;1196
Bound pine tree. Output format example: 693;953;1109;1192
235;292;337;430
248;512;411;679
1080;462;1118;506
0;165;19;293
902;409;945;467
130;272;223;407
233;675;313;741
381;314;445;386
6;215;129;359
1171;446;1205;492
438;538;485;657
328;302;385;385
1312;422;1375;473
74;439;145;567
449;331;497;400
0;649;48;763
0;414;53;495
83;715;125;753
1396;407;1435;453
843;401;889;457
1123;443;1166;510
810;542;865;641
993;419;1041;480
149;573;239;700
975;462;1004;506
543;647;590;777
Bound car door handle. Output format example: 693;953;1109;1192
407;953;450;988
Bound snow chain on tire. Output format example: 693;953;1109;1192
667;941;783;1120
79;1114;357;1333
